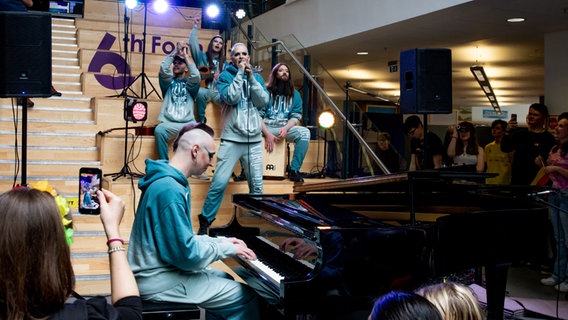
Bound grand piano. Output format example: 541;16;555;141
210;171;549;319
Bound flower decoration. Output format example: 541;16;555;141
29;180;74;245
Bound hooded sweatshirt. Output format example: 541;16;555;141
216;63;270;142
127;159;236;295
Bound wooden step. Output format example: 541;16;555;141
0;145;98;160
72;252;109;276
0;161;99;177
74;276;110;296
0;131;96;147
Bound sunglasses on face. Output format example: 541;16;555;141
201;145;215;160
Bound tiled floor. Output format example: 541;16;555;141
506;265;568;319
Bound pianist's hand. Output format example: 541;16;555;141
223;237;257;260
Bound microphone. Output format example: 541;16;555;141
528;189;557;197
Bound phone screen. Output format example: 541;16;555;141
79;168;102;214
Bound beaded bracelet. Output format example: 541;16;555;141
107;246;126;254
106;238;124;246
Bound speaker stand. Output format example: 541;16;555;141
20;97;28;186
104;112;144;181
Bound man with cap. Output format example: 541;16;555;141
155;42;200;160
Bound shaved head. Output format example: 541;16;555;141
176;129;214;153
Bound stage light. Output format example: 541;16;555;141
152;0;168;13
235;8;246;19
205;3;220;19
318;111;335;129
125;0;138;9
124;98;148;123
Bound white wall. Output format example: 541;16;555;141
251;0;471;49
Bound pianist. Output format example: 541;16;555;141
127;123;262;320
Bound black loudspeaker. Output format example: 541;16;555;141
0;11;52;97
399;48;452;114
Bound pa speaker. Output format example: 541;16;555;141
0;11;52;98
399;48;452;114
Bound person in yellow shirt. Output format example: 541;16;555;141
484;119;513;184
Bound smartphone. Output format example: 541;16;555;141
78;167;102;215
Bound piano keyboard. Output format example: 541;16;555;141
244;256;285;288
236;235;317;290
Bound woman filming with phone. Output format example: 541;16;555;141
0;187;142;320
446;121;485;172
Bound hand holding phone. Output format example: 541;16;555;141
79;167;102;215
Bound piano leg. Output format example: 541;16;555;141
484;263;509;320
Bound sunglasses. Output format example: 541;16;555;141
201;145;215;161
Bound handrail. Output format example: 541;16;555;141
229;17;390;175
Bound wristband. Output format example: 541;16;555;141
108;246;126;254
106;238;124;246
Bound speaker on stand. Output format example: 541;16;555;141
0;11;52;186
399;48;452;115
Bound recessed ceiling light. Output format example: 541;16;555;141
357;51;368;55
507;17;525;23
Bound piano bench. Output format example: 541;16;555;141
142;300;202;320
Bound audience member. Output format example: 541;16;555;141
404;115;443;170
540;112;568;292
127;123;261;319
155;41;200;160
198;43;270;235
500;103;556;185
260;62;310;182
417;282;485;320
446;121;485;172
368;291;442;320
189;17;225;124
0;187;142;319
484;119;513;184
373;131;406;174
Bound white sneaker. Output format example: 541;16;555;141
541;276;558;286
554;282;568;292
190;173;210;180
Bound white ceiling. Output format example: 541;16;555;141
286;0;568;108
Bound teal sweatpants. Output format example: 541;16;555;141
201;139;264;223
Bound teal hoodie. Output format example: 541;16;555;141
127;159;236;295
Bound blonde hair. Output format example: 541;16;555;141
417;282;485;320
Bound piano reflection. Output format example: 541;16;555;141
210;171;549;320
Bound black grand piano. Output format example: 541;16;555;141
210;171;549;319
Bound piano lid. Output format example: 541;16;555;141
293;170;511;194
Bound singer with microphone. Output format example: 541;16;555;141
198;43;269;235
538;112;568;292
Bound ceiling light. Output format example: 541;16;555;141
205;4;220;19
470;65;501;113
357;52;368;55
507;17;525;23
152;0;169;13
125;0;138;9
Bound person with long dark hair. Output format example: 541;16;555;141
260;62;310;182
0;187;141;320
447;121;485;172
189;17;225;124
